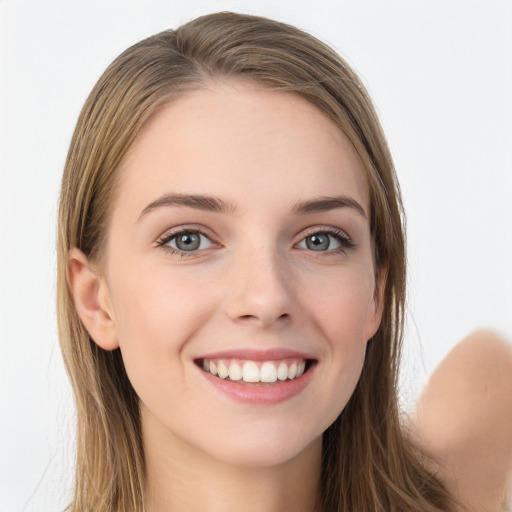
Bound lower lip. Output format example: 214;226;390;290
198;363;316;405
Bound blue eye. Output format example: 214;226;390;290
159;230;213;253
297;229;354;252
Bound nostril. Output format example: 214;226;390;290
238;313;289;319
234;312;290;327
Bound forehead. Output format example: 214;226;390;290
116;83;369;218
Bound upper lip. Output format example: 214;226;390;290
196;348;317;361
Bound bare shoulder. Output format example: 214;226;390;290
411;329;512;512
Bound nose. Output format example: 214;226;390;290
223;246;294;328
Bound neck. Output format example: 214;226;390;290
142;408;322;512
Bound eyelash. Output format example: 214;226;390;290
156;228;216;257
155;226;355;257
299;226;355;254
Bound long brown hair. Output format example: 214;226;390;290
57;12;454;511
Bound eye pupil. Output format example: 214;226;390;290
176;233;200;251
306;234;329;251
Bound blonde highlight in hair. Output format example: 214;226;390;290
58;12;454;511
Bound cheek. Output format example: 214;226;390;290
300;268;376;422
304;266;377;344
108;266;216;395
113;264;213;341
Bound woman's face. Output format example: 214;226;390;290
96;83;383;467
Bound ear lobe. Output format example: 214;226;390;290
68;248;119;351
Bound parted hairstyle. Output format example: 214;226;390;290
57;11;454;511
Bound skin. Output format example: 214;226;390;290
69;83;384;512
68;83;512;510
411;329;512;511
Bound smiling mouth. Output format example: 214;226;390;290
196;358;315;384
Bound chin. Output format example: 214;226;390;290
200;423;323;469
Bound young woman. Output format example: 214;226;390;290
57;11;511;512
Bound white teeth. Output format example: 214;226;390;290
260;362;277;383
201;358;309;383
242;361;260;382
228;362;242;381
277;361;289;380
217;361;229;379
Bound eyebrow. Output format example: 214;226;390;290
138;193;367;220
291;196;367;218
138;193;238;220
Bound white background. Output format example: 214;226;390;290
1;1;511;510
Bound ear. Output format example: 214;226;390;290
365;266;387;340
68;247;119;351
